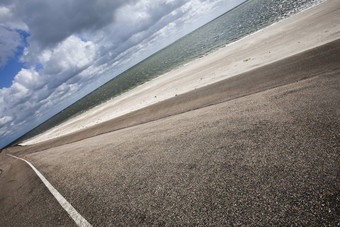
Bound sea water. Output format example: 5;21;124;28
17;0;324;143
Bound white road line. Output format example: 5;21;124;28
7;154;92;227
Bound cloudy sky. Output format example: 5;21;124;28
0;0;244;148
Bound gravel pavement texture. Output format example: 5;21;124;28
0;152;76;226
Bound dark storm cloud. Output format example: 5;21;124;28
9;0;137;48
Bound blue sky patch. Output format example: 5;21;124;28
0;30;30;89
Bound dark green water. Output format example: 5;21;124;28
16;0;323;143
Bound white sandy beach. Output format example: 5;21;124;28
21;0;340;145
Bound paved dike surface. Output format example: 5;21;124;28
0;152;76;226
1;39;340;226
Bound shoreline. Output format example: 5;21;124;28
8;37;340;155
21;0;340;146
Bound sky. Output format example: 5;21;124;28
0;0;244;149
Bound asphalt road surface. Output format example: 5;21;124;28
1;39;340;226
